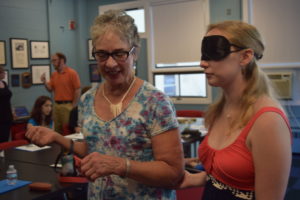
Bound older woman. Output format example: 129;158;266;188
179;21;291;200
26;10;184;200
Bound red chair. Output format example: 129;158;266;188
176;110;204;118
13;130;27;140
62;124;72;136
0;139;29;150
176;186;204;200
11;122;27;140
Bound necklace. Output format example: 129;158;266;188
102;77;136;118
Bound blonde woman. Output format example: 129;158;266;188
178;21;291;200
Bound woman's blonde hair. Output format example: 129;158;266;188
90;9;140;48
204;21;276;130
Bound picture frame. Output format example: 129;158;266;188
11;74;20;87
88;39;95;61
30;40;50;59
31;64;51;85
89;64;101;82
21;72;32;88
10;38;29;69
0;40;6;65
3;70;8;85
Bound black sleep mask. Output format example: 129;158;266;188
201;35;246;61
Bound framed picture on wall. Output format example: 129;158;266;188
10;38;29;69
89;64;101;82
0;40;6;65
3;70;8;85
31;64;51;85
11;74;20;87
30;40;50;59
21;72;32;88
88;39;95;61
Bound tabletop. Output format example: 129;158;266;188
4;143;61;166
0;144;87;200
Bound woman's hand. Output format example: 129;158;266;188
25;125;58;146
184;157;200;167
80;152;125;181
175;170;207;189
74;126;81;133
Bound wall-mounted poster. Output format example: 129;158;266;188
31;65;50;85
30;40;50;59
21;72;31;88
89;64;101;82
10;38;29;69
11;74;20;87
88;39;95;61
0;40;6;65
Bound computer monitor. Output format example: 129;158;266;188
14;106;30;119
153;72;212;104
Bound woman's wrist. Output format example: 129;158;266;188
120;158;131;178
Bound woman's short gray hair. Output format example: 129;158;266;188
90;9;140;48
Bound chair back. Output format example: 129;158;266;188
11;123;27;140
62;124;72;136
0;139;29;150
176;110;204;118
176;186;204;200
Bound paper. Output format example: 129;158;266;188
64;133;84;140
0;179;32;194
50;163;62;168
15;144;51;152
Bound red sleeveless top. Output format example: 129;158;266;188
198;107;291;190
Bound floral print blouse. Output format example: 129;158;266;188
78;81;179;200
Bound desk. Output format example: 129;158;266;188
1;145;87;200
4;144;61;166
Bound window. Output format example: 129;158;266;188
125;8;145;33
99;2;146;36
151;0;208;65
99;0;211;104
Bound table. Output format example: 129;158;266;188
1;144;87;200
4;144;61;166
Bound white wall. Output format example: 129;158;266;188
249;0;300;105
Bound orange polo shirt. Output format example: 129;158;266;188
48;67;81;101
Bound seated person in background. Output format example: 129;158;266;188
69;86;91;133
27;96;53;129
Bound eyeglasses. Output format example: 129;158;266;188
92;46;135;62
201;35;246;61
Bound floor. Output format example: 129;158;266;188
285;154;300;199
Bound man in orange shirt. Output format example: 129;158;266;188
41;52;81;134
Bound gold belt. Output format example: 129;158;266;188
207;174;254;200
